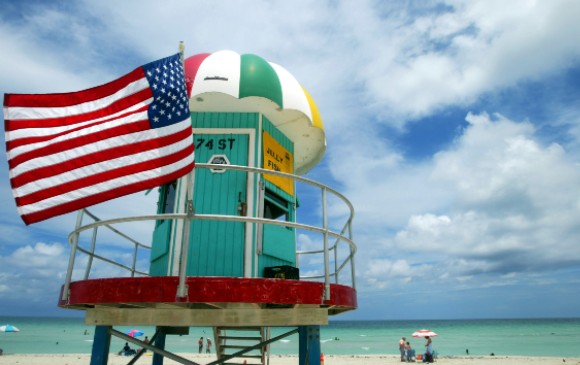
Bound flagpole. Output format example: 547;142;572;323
176;41;194;299
179;40;185;63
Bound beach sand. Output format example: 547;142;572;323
0;353;579;365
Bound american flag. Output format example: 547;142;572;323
4;53;194;225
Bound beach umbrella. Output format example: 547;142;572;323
0;324;20;332
412;329;437;338
184;50;326;175
125;329;144;337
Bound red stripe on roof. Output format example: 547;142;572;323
184;53;211;96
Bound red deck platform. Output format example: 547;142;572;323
59;277;357;326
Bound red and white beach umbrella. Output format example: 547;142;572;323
412;329;437;338
183;50;326;175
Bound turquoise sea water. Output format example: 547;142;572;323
0;317;579;357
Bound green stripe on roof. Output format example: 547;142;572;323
239;54;283;107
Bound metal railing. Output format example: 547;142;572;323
61;164;357;302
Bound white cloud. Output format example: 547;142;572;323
0;242;69;302
390;112;580;279
364;259;413;289
7;242;67;274
350;0;580;123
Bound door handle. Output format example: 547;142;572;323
237;192;247;216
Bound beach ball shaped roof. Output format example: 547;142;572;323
184;50;326;175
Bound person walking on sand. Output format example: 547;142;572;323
198;337;204;354
206;337;212;353
399;336;406;362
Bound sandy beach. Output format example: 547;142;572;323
0;353;579;365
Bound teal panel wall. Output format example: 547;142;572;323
187;132;248;276
259;117;296;276
187;112;258;277
193;112;257;129
149;112;301;279
150;180;178;276
149;219;172;276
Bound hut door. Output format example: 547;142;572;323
187;133;250;277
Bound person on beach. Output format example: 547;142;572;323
138;336;150;354
424;336;433;362
118;342;135;356
206;337;212;353
399;336;406;362
405;341;415;362
198;337;204;354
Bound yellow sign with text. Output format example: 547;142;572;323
263;131;294;196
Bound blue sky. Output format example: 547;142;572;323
1;0;580;320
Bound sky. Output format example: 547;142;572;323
1;0;580;321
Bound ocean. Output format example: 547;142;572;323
0;317;578;358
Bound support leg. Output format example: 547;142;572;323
152;327;167;365
90;326;111;365
299;325;321;365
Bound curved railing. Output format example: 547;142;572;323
61;164;357;302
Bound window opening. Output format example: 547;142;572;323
162;180;177;213
156;180;177;227
264;189;289;222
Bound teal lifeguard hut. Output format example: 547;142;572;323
59;50;357;365
150;50;326;279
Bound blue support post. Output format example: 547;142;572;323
299;325;321;365
90;326;111;365
152;327;167;365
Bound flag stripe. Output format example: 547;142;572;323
3;67;145;109
16;141;194;206
8;118;150;170
20;159;194;225
11;122;193;192
7;107;150;162
4;86;152;130
5;96;149;143
5;105;149;151
9;117;191;181
18;150;194;216
15;137;193;200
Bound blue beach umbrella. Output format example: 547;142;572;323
0;324;20;332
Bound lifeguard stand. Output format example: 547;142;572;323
58;50;357;365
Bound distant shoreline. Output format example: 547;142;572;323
0;353;578;365
1;317;579;357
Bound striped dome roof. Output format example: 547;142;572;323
184;50;325;175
